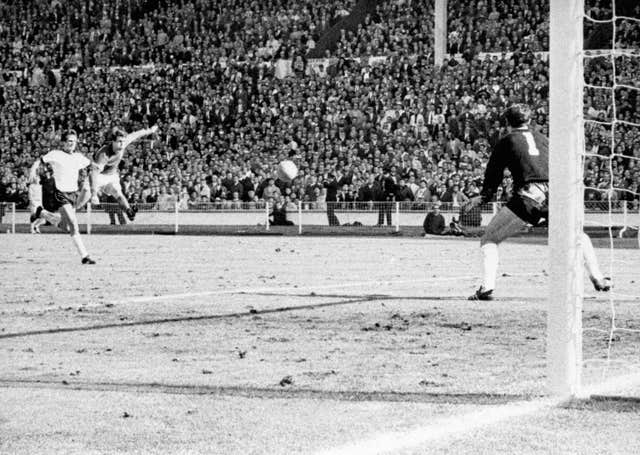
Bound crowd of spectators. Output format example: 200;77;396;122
447;0;548;55
1;0;639;214
0;0;358;71
333;0;433;59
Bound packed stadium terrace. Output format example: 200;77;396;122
0;0;639;210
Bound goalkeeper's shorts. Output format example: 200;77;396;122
508;182;549;226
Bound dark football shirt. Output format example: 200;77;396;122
480;126;549;202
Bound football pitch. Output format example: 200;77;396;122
1;234;639;454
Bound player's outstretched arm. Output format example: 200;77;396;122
122;125;159;150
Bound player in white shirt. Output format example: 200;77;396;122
85;125;159;220
28;130;95;264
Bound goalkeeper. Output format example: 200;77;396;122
464;104;611;301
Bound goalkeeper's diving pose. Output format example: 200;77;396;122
464;104;611;300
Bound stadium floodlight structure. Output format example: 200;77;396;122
548;0;585;398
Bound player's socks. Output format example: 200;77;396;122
581;232;609;288
30;206;44;233
72;233;89;259
481;242;499;291
31;217;47;233
40;209;61;227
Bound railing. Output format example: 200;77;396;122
1;200;638;235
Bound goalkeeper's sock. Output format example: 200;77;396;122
71;233;88;259
481;242;499;291
582;232;605;282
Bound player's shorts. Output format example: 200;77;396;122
95;172;122;197
482;182;548;245
49;189;78;211
481;205;528;244
507;182;549;226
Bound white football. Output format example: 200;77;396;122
277;160;298;182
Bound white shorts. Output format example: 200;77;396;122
95;173;122;197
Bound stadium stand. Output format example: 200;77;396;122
0;0;638;212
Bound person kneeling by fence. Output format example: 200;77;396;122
269;197;294;226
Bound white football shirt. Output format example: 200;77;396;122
41;150;91;192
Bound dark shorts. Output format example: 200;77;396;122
506;182;549;226
49;189;77;211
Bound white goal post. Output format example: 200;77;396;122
548;0;585;398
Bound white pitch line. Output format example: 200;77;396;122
7;272;542;316
316;371;640;455
111;276;475;305
315;398;558;455
112;273;544;305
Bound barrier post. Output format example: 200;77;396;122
174;200;179;234
265;202;270;231
11;202;15;234
87;203;92;235
395;202;400;233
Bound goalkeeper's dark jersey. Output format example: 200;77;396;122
480;126;549;202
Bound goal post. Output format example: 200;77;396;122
548;0;585;398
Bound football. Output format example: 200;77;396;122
277;160;298;182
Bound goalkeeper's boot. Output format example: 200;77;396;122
126;205;138;221
590;276;612;292
81;256;96;265
469;286;494;301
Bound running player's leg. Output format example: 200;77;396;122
103;175;137;221
470;205;528;300
113;188;138;221
59;203;95;264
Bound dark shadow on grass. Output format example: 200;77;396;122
244;291;547;302
1;291;624;340
0;378;540;405
562;395;640;412
0;297;375;339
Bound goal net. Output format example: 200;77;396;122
549;0;640;398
